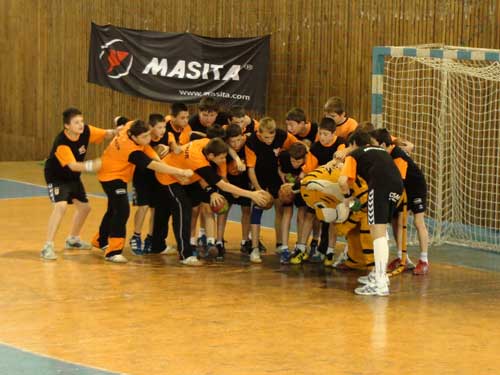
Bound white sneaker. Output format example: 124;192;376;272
65;238;92;250
41;243;57;260
250;248;262;263
358;271;390;286
160;245;177;255
354;281;389;296
333;250;348;268
180;255;202;266
105;254;128;263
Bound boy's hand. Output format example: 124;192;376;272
236;158;246;172
155;144;170;158
210;192;225;207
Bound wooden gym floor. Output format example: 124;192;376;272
1;161;499;375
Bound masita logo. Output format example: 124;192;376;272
99;39;134;79
142;57;245;81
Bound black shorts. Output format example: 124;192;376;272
367;187;402;225
282;192;307;208
407;194;427;214
47;180;88;204
132;171;157;207
222;191;251;207
226;175;251;206
184;183;211;207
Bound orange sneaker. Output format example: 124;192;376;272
413;260;429;275
387;258;402;272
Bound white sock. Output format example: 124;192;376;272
326;247;334;255
373;237;389;284
397;250;403;259
241;240;247;245
190;237;197;246
67;235;80;243
46;241;54;246
198;228;206;237
297;244;306;252
420;252;428;262
216;240;223;246
207;237;215;245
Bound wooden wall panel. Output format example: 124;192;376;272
0;0;498;160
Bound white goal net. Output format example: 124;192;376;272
379;48;500;251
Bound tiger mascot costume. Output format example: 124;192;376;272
300;165;408;275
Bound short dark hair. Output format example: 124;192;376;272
319;117;336;133
226;124;243;139
286;107;306;123
115;116;129;127
324;96;345;115
288;142;307;160
206;124;226;139
171;102;188;117
358;121;375;133
371;128;393;146
204;137;229;156
63;107;82;125
128;120;151;137
229;105;246;119
198;96;219;112
149;113;165;126
347;129;372;147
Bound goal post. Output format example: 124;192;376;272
371;45;500;251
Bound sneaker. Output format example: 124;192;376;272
358;271;390;286
250;248;262;263
65;238;92;250
240;240;252;255
280;249;291;264
324;252;334;267
91;236;108;251
275;245;287;254
105;254;128;263
413;260;430;275
180;255;202;266
160;245;177;255
387;257;416;272
308;249;324;263
333;251;348;268
129;235;143;255
197;234;207;248
41;243;57;260
258;240;267;253
143;235;153;254
354;281;389;296
215;243;225;262
290;248;305;265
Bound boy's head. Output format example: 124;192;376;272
358;121;375;133
288;142;307;169
171;102;189;128
63;107;84;134
114;116;129;127
198;96;219;127
347;129;372;149
318;117;336;145
225;124;245;151
203;137;229;165
370;128;393;148
228;105;249;129
323;96;346;124
148;113;166;139
257;117;277;145
128;120;152;146
206;124;226;139
285;107;307;135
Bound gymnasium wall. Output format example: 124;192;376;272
0;0;498;160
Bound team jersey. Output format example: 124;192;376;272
245;129;298;178
303;136;346;172
98;123;157;183
293;121;319;144
278;150;303;177
44;124;106;183
341;145;403;189
155;138;226;186
242;118;259;136
164;120;189;144
388;145;426;191
335;117;358;140
226;143;250;187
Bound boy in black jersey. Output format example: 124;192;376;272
245;117;298;263
166;102;190;149
339;130;404;296
41;108;115;260
227;105;259;137
371;128;429;275
129;113;170;255
285;107;318;147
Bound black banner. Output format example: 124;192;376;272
88;23;270;112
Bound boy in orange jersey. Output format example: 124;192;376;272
227;105;259;137
153;138;270;265
41;107;117;260
323;96;358;140
93;120;193;263
285;107;319;147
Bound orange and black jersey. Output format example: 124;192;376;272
335;117;358;140
156;138;226;186
245;128;298;177
164;120;188;144
389;145;426;191
309;137;346;167
98;124;157;183
188;112;228;133
226;144;250;187
44;124;106;183
342;146;403;189
278;150;303;177
294;122;319;144
242;118;259;136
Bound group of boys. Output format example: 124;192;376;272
41;95;429;296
